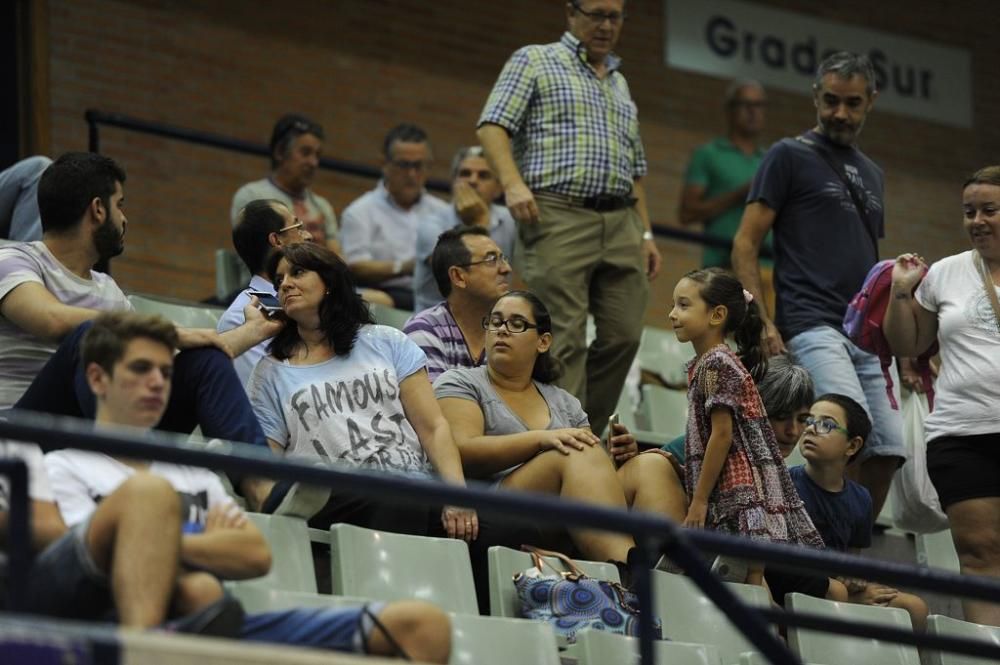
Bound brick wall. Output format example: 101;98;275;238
43;0;1000;320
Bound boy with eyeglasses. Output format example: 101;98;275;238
774;393;928;630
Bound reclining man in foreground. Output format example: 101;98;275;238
34;311;451;660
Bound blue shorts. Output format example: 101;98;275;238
786;325;907;465
242;602;386;653
25;519;115;620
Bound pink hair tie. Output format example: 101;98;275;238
743;289;754;304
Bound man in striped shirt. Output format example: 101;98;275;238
477;0;660;433
404;226;511;384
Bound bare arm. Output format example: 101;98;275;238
883;254;939;357
732;202;784;355
633;177;662;280
181;504;271;580
212;300;285;358
684;408;734;528
0;282;99;340
399;370;478;542
678;182;751;226
477;123;538;224
400;371;467;486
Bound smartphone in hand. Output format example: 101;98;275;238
247;290;282;314
604;412;620;465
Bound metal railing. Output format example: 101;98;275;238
83;109;751;255
4;409;1000;665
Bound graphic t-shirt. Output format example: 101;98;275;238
748;130;884;340
44;448;235;531
248;325;431;475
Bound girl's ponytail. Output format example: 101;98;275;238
734;296;767;383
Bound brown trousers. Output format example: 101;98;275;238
517;193;649;433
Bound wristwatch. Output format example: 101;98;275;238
642;230;654;241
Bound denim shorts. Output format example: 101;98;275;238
25;519;115;620
242;602;386;653
786;325;907;465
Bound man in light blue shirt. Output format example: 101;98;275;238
339;124;450;310
218;199;312;388
412;146;516;313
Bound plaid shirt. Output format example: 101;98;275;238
478;32;647;199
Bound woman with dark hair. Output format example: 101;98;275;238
248;242;477;541
885;166;1000;626
435;290;686;564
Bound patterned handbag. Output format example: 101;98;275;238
513;545;662;643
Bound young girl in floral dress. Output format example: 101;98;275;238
669;268;823;587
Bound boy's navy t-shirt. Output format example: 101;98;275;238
789;464;873;552
747;130;884;340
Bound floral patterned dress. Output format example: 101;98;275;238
684;345;824;547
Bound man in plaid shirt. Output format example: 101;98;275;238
477;0;660;433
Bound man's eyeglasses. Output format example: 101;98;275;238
459;252;510;268
390;159;429;172
482;315;539;334
804;415;851;436
278;219;306;234
571;2;626;25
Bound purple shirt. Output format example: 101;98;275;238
403;302;483;384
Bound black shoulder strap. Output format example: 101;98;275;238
794;134;879;259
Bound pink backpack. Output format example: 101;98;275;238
843;260;938;410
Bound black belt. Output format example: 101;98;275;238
537;191;637;212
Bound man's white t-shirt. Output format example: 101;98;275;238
915;250;1000;443
0;440;53;511
0;241;131;409
45;448;235;530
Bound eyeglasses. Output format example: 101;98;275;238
804;415;851;436
571;2;626;25
389;159;429;172
278;219;306;234
459;252;510;268
482;314;539;334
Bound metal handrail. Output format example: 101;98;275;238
4;410;1000;664
84;109;760;255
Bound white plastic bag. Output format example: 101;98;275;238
891;390;949;533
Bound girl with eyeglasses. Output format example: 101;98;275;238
435;290;687;569
669;268;823;589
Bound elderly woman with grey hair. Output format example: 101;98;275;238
661;353;815;463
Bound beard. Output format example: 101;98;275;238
819;114;865;147
93;217;125;261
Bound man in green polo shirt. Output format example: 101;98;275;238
679;80;773;268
